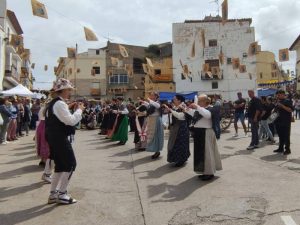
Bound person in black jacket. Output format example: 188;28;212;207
0;98;12;144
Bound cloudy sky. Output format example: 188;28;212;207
6;0;300;89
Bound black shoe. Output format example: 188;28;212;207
174;162;185;167
283;150;291;155
38;161;45;167
151;152;160;159
273;149;283;153
199;175;215;181
118;141;126;145
138;148;146;151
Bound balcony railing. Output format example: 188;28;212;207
201;71;224;80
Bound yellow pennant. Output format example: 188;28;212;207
146;57;154;67
67;48;76;58
31;0;48;19
119;45;129;58
84;27;98;41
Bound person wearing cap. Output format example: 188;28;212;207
45;78;84;205
163;95;190;167
233;92;248;137
273;90;294;155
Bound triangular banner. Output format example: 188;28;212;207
84;27;98;41
222;0;228;24
279;48;289;62
31;0;48;19
119;45;129;58
67;48;76;58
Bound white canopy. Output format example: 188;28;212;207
1;84;34;97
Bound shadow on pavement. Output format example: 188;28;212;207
0;204;56;225
260;154;287;162
0;165;43;180
4;156;38;165
139;164;183;180
109;149;140;158
13;151;35;157
148;176;217;202
10;145;35;151
0;182;45;200
111;155;153;170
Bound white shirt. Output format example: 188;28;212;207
186;106;212;128
38;106;45;121
144;99;161;116
52;98;82;126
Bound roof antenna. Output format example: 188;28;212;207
209;0;219;16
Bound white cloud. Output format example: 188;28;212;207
6;0;300;89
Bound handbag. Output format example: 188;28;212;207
267;111;278;124
0;113;3;125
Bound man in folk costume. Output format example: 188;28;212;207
45;78;84;204
111;97;129;145
162;95;190;167
134;99;148;151
143;92;164;159
186;94;222;181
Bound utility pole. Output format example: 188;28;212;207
74;43;78;99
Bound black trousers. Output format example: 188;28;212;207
275;124;291;151
193;128;206;173
46;135;77;172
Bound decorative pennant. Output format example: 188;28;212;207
191;40;196;58
211;67;220;75
146;57;154;67
232;58;240;70
31;63;35;69
10;34;23;48
125;64;133;77
54;66;58;73
119;45;129;58
111;57;119;66
279;48;289;62
239;65;247;73
31;0;48;19
84;27;98;41
21;49;30;60
248;73;252;80
221;0;228;24
44;65;48;71
67;48;76;58
248;42;259;56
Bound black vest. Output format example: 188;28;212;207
45;97;75;137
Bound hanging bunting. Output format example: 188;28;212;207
84;27;98;41
211;67;220;76
54;66;58;73
232;58;240;70
221;0;228;24
248;42;259;56
239;65;247;73
191;40;196;58
91;69;96;76
111;57;119;66
125;64;133;77
44;65;48;71
31;63;35;69
142;63;149;74
31;0;48;19
67;48;76;58
146;57;154;67
279;48;289;62
201;30;205;48
21;49;30;60
202;63;210;72
219;52;224;65
119;45;129;58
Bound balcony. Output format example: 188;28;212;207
149;73;173;82
201;71;224;80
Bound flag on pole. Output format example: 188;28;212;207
67;48;76;58
31;0;48;19
119;45;129;58
84;27;98;41
279;48;289;62
222;0;228;24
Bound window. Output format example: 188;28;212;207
109;74;129;84
154;69;161;76
93;66;100;74
260;72;263;79
91;82;100;89
212;82;218;89
205;59;219;68
243;53;248;58
209;39;218;47
96;50;100;55
227;58;232;64
133;58;144;74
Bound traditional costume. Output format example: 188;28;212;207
167;106;190;166
145;100;164;156
45;78;82;204
134;104;148;150
187;104;222;180
111;101;129;145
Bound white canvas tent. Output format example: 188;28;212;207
1;84;34;97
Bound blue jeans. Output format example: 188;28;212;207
249;119;259;146
0;122;9;143
259;120;274;141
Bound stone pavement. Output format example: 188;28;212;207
0;121;300;225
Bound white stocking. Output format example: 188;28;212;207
50;172;62;193
59;172;72;193
44;159;52;175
